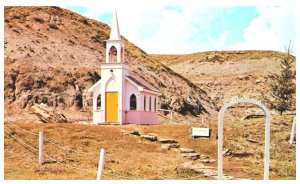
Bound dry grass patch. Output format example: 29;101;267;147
4;114;295;180
4;123;193;179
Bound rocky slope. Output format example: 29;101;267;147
4;6;216;121
151;51;296;110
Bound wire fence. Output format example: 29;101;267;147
4;129;39;152
4;123;99;175
6;121;99;156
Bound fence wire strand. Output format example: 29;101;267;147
8;121;39;136
6;121;99;156
4;129;39;152
43;152;96;173
4;128;97;174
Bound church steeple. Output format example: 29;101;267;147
109;11;121;40
105;11;125;63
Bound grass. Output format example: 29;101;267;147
4;114;296;180
4;123;190;179
221;114;296;179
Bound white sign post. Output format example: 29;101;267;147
97;148;106;180
289;117;296;144
218;97;270;180
39;131;44;164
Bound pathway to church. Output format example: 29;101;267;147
122;130;249;180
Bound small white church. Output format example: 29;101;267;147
88;12;161;125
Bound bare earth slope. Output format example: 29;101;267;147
4;6;216;121
151;51;296;109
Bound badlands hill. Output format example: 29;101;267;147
4;7;296;122
4;6;216;121
151;50;296;109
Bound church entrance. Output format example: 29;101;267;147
105;92;119;123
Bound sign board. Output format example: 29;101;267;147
192;127;210;138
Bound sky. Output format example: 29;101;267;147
65;3;296;54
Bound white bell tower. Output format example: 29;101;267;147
99;11;129;124
105;11;125;63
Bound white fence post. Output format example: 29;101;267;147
39;131;44;164
97;148;106;180
289;117;296;144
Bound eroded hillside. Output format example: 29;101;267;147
4;6;216;121
151;51;296;110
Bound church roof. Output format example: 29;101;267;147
87;79;101;92
126;74;161;94
109;11;121;40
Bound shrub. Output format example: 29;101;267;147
48;24;59;30
34;17;44;24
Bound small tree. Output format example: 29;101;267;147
264;43;296;115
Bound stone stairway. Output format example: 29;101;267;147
123;130;242;180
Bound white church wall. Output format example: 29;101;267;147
101;64;129;124
93;111;102;125
141;92;159;112
125;80;140;110
106;78;118;92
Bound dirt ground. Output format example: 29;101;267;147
4;113;295;180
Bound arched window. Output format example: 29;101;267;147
120;47;124;63
154;97;156;112
97;94;101;110
149;96;152;111
130;94;137;110
144;96;146;111
109;46;117;63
